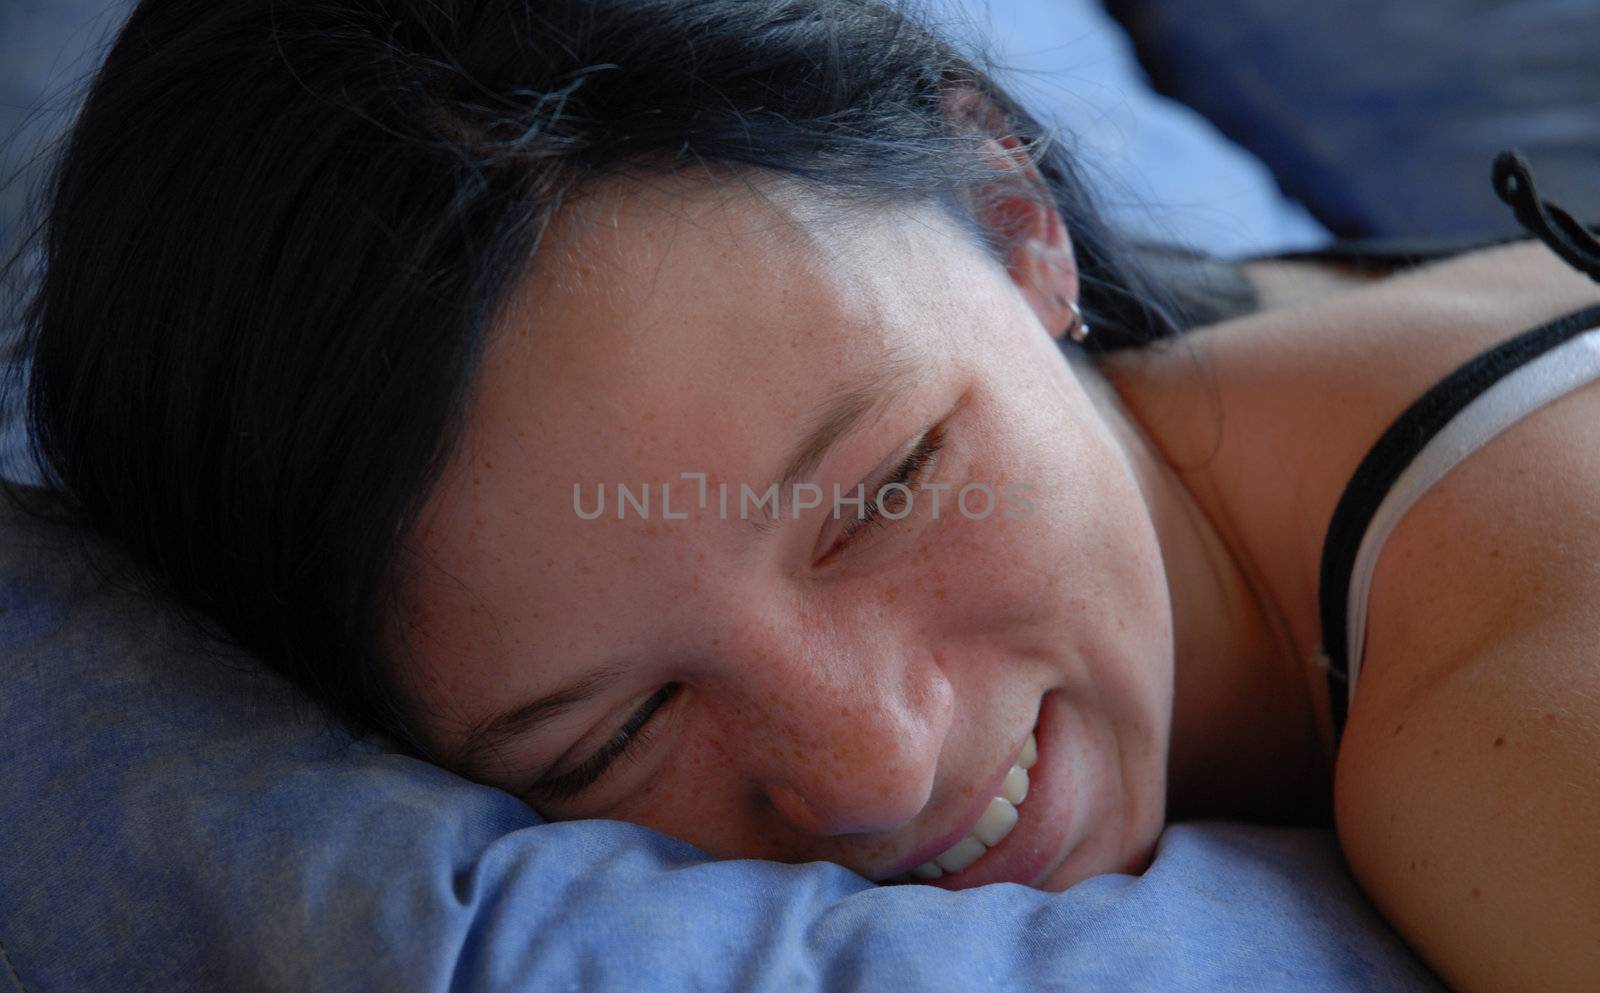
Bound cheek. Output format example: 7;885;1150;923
955;380;1174;711
590;712;809;862
1052;441;1174;713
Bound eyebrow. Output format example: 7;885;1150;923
458;348;929;766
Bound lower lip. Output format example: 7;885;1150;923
924;691;1079;889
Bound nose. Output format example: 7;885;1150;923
730;620;955;837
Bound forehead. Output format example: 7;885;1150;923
395;176;1014;737
456;176;1008;527
509;176;986;395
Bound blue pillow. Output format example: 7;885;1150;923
925;0;1330;259
0;488;1448;991
1105;0;1600;240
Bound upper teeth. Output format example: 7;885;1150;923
906;731;1037;880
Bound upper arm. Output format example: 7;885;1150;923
1334;615;1600;993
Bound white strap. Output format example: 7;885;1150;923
1344;325;1600;708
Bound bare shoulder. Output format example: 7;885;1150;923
1330;239;1600;707
1319;243;1600;991
1331;239;1600;681
1332;489;1600;993
1104;239;1600;988
1102;238;1600;675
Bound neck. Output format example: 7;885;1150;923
1078;344;1335;826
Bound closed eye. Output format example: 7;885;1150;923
523;683;680;804
834;423;946;548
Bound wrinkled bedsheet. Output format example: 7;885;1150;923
0;488;1445;992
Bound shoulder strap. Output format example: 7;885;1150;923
1315;304;1600;745
1493;150;1600;286
1316;151;1600;748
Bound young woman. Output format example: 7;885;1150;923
6;1;1597;990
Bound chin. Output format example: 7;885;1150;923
1035;759;1168;892
1035;825;1163;892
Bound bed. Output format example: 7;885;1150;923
7;1;1591;989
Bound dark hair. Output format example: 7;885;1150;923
3;0;1236;755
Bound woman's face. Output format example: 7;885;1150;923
395;176;1174;890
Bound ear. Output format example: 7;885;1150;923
941;87;1080;340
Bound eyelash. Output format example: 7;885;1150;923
526;428;945;804
838;424;946;543
526;683;680;804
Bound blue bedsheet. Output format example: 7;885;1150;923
0;487;1446;991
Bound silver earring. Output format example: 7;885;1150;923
1067;300;1091;343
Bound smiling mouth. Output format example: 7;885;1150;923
890;731;1038;882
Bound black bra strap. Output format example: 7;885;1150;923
1318;302;1600;748
1492;150;1600;285
1319;152;1600;750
